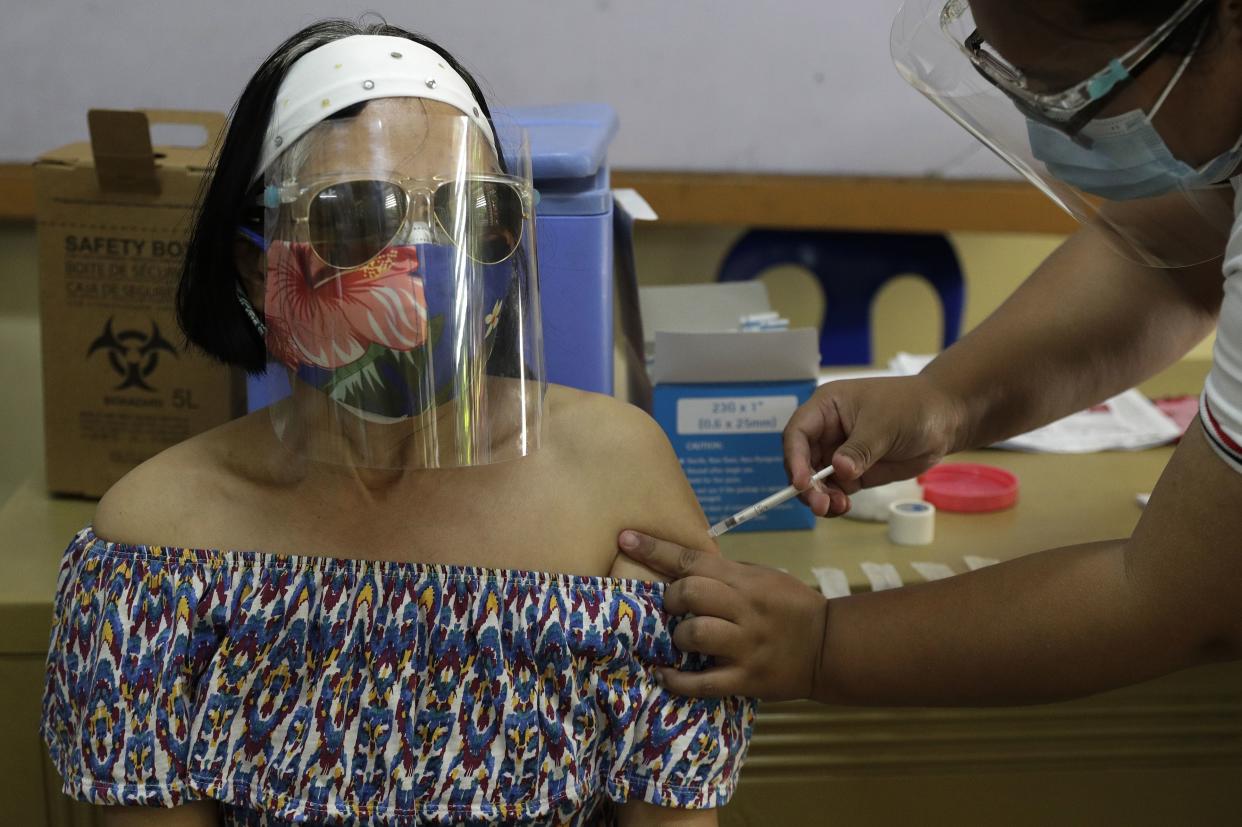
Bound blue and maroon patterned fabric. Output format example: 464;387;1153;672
42;527;753;825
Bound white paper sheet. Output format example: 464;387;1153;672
888;353;1180;453
640;282;770;360
652;329;820;384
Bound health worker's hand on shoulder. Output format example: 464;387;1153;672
612;371;972;701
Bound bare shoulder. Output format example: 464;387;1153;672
553;389;694;516
93;412;267;546
547;384;673;462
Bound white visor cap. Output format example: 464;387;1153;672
254;34;496;182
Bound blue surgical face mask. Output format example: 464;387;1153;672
1027;40;1242;201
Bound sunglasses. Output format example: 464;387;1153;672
266;175;531;270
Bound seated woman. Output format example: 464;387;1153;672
41;19;753;827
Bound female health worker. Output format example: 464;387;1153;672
619;0;1242;705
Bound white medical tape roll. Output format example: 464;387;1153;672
843;478;923;522
887;499;935;546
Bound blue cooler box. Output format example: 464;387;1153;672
504;103;618;396
246;103;620;410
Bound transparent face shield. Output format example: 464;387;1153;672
260;101;545;469
892;0;1238;268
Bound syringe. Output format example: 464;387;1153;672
707;465;835;539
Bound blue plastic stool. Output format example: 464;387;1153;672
717;230;966;365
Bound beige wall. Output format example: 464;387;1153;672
1;220;1218;503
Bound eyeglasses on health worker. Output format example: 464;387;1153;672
618;0;1242;704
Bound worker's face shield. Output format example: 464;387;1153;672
259;100;545;469
892;0;1237;268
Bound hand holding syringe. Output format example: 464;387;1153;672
707;466;835;539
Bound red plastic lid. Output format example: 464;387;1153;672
918;463;1019;513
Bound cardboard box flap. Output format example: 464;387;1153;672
37;110;224;177
140;109;226;172
89;110;159;194
640;282;770;349
653;329;820;384
36;143;91;168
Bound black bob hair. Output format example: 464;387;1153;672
177;18;517;375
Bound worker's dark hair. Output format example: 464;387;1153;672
1078;0;1219;54
177;18;502;374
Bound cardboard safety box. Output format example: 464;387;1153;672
643;283;820;532
35;109;243;497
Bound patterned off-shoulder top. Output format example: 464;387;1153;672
42;527;754;826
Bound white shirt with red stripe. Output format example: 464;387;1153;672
1200;181;1242;472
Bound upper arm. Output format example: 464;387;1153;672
1095;190;1229;319
572;397;754;810
1162;254;1226;321
608;401;717;551
99;802;219;827
1127;418;1242;661
579;398;718;581
93;471;153;544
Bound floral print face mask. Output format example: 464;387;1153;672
264;241;512;420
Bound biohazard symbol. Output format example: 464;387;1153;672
87;317;179;392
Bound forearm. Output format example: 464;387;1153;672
924;229;1220;450
813;539;1203;706
813;421;1242;707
